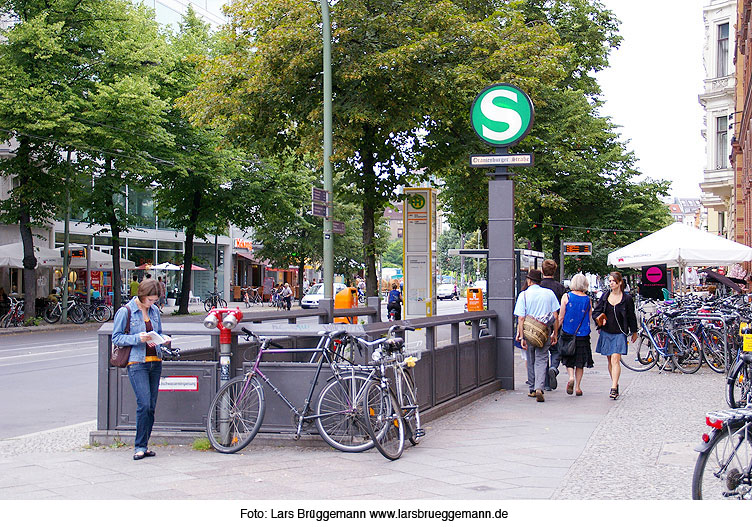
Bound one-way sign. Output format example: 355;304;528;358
469;153;533;167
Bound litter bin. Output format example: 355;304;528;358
334;286;358;324
465;287;485;326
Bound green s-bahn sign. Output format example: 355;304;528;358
470;84;534;147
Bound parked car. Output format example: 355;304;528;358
437;283;459;300
300;282;347;308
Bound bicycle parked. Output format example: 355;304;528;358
205;327;385;454
353;326;423;460
0;297;23;328
692;406;752;499
242;287;263;307
203;291;227;312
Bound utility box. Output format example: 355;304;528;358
334;286;358;323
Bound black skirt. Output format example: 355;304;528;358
562;335;593;369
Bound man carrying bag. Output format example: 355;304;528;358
514;269;561;403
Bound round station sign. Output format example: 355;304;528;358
471;83;534;147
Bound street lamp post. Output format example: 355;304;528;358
321;0;334;302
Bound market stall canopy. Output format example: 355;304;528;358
0;242;63;268
607;223;752;268
61;245;135;270
179;263;207;271
151;262;180;270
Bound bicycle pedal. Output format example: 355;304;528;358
414;428;425;438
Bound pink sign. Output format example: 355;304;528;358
645;266;663;283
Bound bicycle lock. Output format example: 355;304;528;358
203;307;244;387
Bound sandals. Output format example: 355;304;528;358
575;389;583;396
133;450;156;460
609;388;618;400
566;380;574;395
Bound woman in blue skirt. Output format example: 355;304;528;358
593;271;638;399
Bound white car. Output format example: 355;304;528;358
471;280;487;294
300;282;347;308
437;283;459;300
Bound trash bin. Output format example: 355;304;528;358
467;287;483;312
334;286;358;324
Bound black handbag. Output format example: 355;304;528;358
110;306;132;368
560;294;588;358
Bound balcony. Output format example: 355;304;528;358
700;169;734;203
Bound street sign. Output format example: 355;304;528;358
311;202;328;218
332;220;345;234
563;243;592;256
470;83;534;147
312;187;329;203
469;153;533;167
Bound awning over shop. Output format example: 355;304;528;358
235;252;257;262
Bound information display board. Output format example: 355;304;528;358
403;188;437;317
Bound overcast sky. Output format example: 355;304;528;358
597;0;707;199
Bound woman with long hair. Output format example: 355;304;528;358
592;271;638;400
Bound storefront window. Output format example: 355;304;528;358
127;188;155;229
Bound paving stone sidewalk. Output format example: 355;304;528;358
0;345;726;500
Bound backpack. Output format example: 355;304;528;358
387;289;401;305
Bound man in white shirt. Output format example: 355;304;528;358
514;269;561;402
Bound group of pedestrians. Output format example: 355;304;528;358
514;259;638;402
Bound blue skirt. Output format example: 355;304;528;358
595;330;627;356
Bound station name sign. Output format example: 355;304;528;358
469;154;533;167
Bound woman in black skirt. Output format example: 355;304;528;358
558;274;593;396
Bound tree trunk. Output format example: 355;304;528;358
297;258;305;304
17;139;37;322
178;189;201;315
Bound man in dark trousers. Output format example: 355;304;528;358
541;259;565;391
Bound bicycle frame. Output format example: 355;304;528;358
641;318;690;372
237;334;376;439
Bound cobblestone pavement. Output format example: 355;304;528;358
0;344;729;500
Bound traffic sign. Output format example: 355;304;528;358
332;220;345;234
311;202;328;218
469;153;533;167
312;187;329;203
563;243;592;256
471;83;534;147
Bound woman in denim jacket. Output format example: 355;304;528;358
112;279;170;460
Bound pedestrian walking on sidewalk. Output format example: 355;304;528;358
282;282;293;311
592;271;638;400
514;269;561;402
558;273;593;396
112;279;171;460
540;259;566;391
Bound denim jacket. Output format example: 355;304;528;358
112;298;165;363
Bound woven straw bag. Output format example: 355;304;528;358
523;316;550;348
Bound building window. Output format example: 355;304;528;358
716;115;728;169
717;23;729;77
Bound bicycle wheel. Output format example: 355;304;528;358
69;304;88;324
92;305;110;323
363;382;405;460
204;298;214;312
702;328;728;374
692;422;752;499
673;329;703;374
727;361;752;409
42;304;61;324
398;368;422;445
314;373;378;452
206;375;265;454
621;332;660;372
218;298;228;308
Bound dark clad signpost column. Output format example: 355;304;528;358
470;84;535;389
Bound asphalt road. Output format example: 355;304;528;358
0;299;467;439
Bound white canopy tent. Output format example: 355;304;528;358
0;242;63;268
60;244;136;270
607;223;752;268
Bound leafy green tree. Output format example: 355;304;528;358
149;8;268;314
179;0;566;296
382;239;404;269
0;0;165;315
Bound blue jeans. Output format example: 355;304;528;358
128;361;162;452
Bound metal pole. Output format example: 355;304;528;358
559;240;564;283
214;233;219;301
62;152;71;323
321;0;334;299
